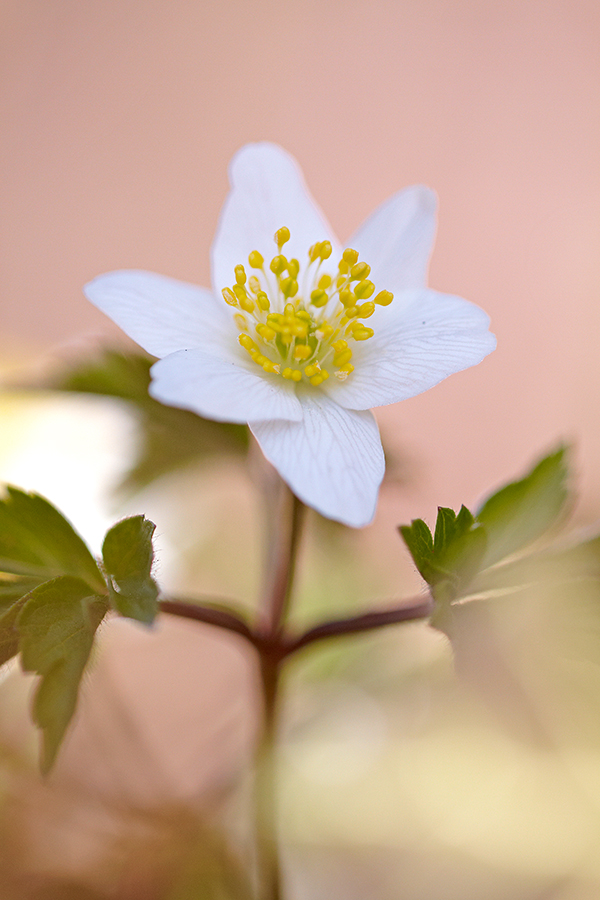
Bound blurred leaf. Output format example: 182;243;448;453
476;446;569;567
102;515;159;624
18;576;109;772
55;350;249;491
0;574;43;610
0;487;104;590
400;448;572;627
398;518;433;583
0;596;27;666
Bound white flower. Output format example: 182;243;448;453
85;143;495;528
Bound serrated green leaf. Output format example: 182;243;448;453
0;597;27;666
0;487;105;591
55;351;249;492
0;574;44;612
399;519;434;582
476;447;569;567
401;504;485;600
102;516;159;624
433;507;457;554
18;576;109;772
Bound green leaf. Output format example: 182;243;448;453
433;506;459;554
55;351;249;492
18;576;109;772
476;447;569;567
101;516;159;624
399;519;433;582
401;505;486;603
0;487;104;591
0;597;27;666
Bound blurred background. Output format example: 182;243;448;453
1;0;600;897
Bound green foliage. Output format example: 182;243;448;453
476;446;569;567
102;515;159;623
400;448;571;623
55;350;249;492
18;577;109;773
0;486;161;770
0;487;105;590
400;506;486;602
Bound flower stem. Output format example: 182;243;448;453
254;650;283;900
253;479;304;900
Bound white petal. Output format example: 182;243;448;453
84;270;231;359
211;143;340;296
250;393;385;528
150;349;303;423
324;289;496;410
348;186;437;298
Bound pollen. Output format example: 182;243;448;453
223;229;394;386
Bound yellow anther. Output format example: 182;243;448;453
262;360;279;373
235;314;248;330
332;339;348;352
343;248;359;266
316;322;334;340
339;288;355;307
235;264;247;285
310;375;324;386
336;274;348;288
305;364;320;377
291;370;302;382
343;306;360;319
374;289;394;306
280;276;298;298
239;334;257;351
321;369;329;379
248;250;264;269
350;261;370;281
334;363;354;380
284;302;295;318
282;368;293;379
256;324;276;341
338;259;350;275
248;275;261;295
318;273;332;289
270;255;287;275
296;310;311;321
352;325;374;341
294;344;311;360
358;301;375;318
267;313;284;324
257;291;270;311
333;348;353;367
319;241;332;260
275;226;290;248
287;258;300;279
310;288;329;308
239;294;255;313
354;279;375;299
222;287;237;306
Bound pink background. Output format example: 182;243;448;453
2;0;599;524
1;4;600;897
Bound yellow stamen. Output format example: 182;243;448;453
248;250;264;268
275;226;290;248
223;226;392;386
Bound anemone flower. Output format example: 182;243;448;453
85;143;495;527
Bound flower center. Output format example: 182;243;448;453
221;227;394;386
